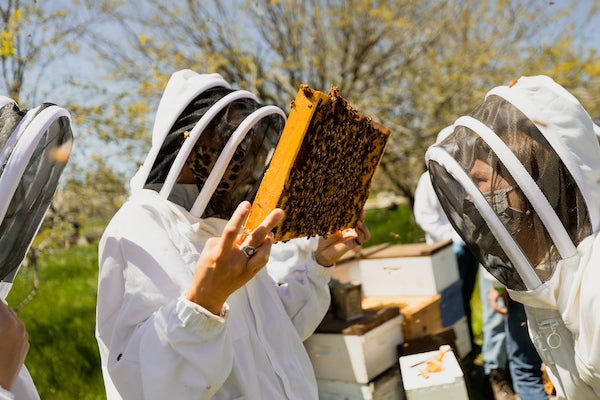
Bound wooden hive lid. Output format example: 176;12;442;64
359;239;453;259
335;240;453;265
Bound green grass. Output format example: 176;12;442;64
5;203;482;398
6;243;105;400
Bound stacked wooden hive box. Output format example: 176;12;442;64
304;239;471;399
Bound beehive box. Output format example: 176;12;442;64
361;295;443;341
399;348;469;400
316;367;405;400
439;280;465;327
244;85;391;242
396;318;471;361
330;279;364;322
449;316;472;360
304;307;404;383
397;326;457;359
332;240;459;296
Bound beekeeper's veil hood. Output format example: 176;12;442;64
0;97;73;300
425;75;600;293
130;69;286;219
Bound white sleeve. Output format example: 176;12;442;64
573;237;600;390
7;366;39;400
0;386;14;400
96;208;234;400
267;240;332;340
413;172;454;243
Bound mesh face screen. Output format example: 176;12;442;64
146;87;284;219
428;159;527;290
427;95;590;290
0;105;72;283
0;103;24;155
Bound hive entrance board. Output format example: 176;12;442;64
244;85;391;242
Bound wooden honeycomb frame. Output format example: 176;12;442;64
244;84;391;242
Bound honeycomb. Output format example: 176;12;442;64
244;84;391;242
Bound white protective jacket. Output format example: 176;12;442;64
413;171;464;245
96;188;332;399
426;75;600;399
0;366;40;400
96;70;333;399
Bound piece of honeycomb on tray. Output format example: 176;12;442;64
244;84;391;242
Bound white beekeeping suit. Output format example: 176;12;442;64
425;75;600;399
0;97;73;400
414;125;464;245
96;70;335;400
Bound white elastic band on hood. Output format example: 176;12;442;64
455;115;578;259
0;282;11;302
435;124;454;143
426;146;543;290
0;96;15;109
158;90;260;200
189;105;286;217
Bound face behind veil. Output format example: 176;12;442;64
426;76;596;292
134;70;286;220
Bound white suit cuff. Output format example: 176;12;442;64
0;386;14;400
308;252;335;279
176;297;229;326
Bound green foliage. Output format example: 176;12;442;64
471;279;483;346
6;243;105;400
364;203;425;246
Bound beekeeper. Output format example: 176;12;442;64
0;96;73;400
95;69;369;400
425;75;600;399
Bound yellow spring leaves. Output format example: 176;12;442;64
1;9;22;57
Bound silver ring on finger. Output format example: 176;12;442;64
241;245;257;258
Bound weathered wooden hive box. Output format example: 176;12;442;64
361;295;443;341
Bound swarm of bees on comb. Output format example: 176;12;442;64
244;84;391;242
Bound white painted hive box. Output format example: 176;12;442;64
450;316;472;360
316;367;404;400
399;348;469;400
304;313;404;383
333;240;459;296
